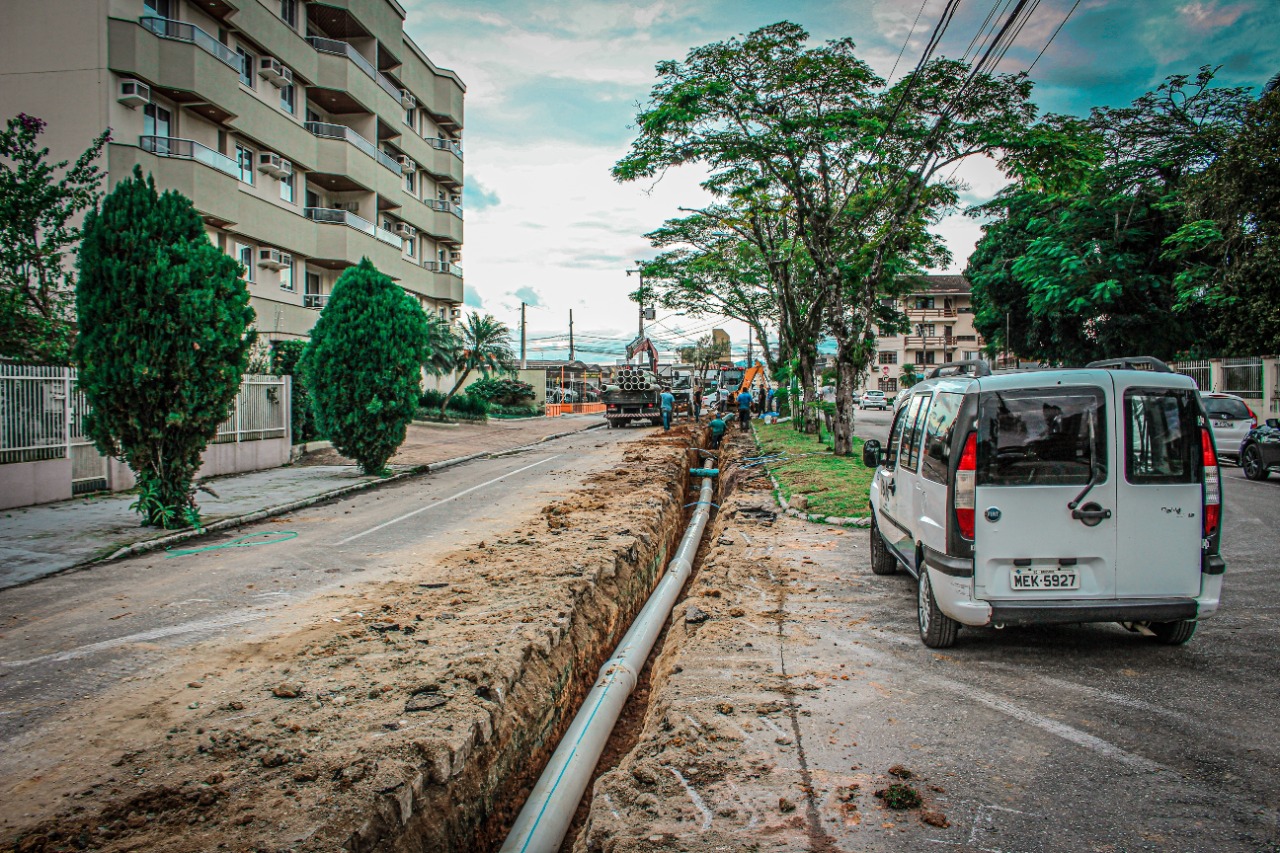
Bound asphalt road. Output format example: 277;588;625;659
814;405;1280;851
0;426;632;751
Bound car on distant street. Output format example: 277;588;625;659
859;390;889;410
1240;417;1280;480
1200;392;1256;463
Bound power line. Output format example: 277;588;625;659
1027;0;1081;75
887;0;931;85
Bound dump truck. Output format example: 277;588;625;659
602;337;692;427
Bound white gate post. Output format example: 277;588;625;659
63;368;72;460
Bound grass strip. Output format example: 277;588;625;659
754;420;874;519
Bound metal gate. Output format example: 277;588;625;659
1173;359;1211;391
1221;357;1263;399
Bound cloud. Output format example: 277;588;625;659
512;285;544;306
464;179;501;211
463;289;484;308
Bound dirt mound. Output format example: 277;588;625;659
4;426;704;853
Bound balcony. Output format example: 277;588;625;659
140;136;240;178
905;307;957;320
904;335;957;349
139;16;243;73
424;260;463;277
305;121;402;176
308;35;377;79
427;198;464;219
429;136;464;160
303;293;329;310
305;206;402;247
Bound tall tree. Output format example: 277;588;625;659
440;312;515;418
76;167;254;528
304;258;428;475
967;69;1252;363
0;114;109;363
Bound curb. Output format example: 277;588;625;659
62;420;610;577
753;424;872;529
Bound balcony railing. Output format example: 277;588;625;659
429;137;464;159
306;207;405;251
140;16;243;72
376;71;402;101
904;335;956;348
303;293;329;309
427;198;464;218
140;136;240;178
307;35;377;80
374;226;403;248
905;307;957;319
305;121;402;175
425;261;463;277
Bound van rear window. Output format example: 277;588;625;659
1125;389;1199;484
977;388;1107;486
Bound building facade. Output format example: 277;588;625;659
873;275;987;393
0;0;465;342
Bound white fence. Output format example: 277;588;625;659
0;364;288;495
1172;356;1279;415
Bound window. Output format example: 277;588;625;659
921;392;964;484
1125;389;1198;484
978;388;1107;487
280;83;295;114
279;261;294;292
404;169;415;194
405;107;414;127
305;189;319;208
878;351;898;365
1202;396;1251;420
235;143;254;184
143;0;172;17
235;243;254;282
923;351;936;365
405;236;415;257
914;296;935;310
280;0;297;28
237;47;255;88
279;171;294;203
879;376;898;394
900;393;931;473
143;103;171;139
885;403;910;468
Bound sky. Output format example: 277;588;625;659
405;1;1280;363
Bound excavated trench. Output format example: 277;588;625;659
2;426;713;853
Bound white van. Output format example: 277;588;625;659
863;357;1226;648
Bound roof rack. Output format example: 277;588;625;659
927;360;992;379
1084;356;1172;373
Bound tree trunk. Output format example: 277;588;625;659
440;366;473;419
833;342;858;456
796;346;819;434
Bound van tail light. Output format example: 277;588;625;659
1202;428;1220;537
955;432;977;539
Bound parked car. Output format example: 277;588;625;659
862;357;1225;649
859;390;889;410
1200;392;1256;464
1240;418;1280;480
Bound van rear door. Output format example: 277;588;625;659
973;382;1117;602
1112;380;1203;598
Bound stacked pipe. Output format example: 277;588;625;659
614;367;661;391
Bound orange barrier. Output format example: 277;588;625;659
544;403;607;417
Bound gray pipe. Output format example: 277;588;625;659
500;472;716;853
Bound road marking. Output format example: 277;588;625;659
930;676;1167;773
336;454;562;545
0;611;273;669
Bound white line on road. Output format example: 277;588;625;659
930;676;1168;773
335;454;562;545
0;611;273;670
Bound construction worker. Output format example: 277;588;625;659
708;413;727;448
691;384;702;421
660;389;675;431
736;388;753;430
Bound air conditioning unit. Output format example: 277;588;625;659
448;250;462;262
397;155;416;171
393;222;416;238
118;79;151;109
259;57;292;87
400;90;416;109
257;151;291;177
449;307;461;320
333;201;360;213
258;248;289;270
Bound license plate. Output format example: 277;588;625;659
1219;421;1234;429
1011;568;1079;590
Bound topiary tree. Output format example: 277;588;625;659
303;258;427;475
76;166;255;528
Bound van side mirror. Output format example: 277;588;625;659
862;439;883;468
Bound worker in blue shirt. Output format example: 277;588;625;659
736;389;753;430
660;389;675;431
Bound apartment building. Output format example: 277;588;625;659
0;0;466;342
873;275;987;393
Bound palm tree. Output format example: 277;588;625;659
440;312;515;418
422;314;462;378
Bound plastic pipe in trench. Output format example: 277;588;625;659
500;470;717;853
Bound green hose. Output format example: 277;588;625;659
165;530;298;558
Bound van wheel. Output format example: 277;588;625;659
1150;619;1197;645
918;568;959;649
869;517;897;575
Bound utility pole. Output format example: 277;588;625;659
520;302;527;370
746;327;753;367
569;309;575;362
626;268;646;340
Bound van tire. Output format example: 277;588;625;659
870;517;897;575
918;568;959;648
1151;619;1197;645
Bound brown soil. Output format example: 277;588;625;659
4;426;703;853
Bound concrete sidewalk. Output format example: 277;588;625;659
0;414;606;590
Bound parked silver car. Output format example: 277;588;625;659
1201;392;1256;463
859;390;889;410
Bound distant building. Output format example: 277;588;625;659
872;275;987;393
